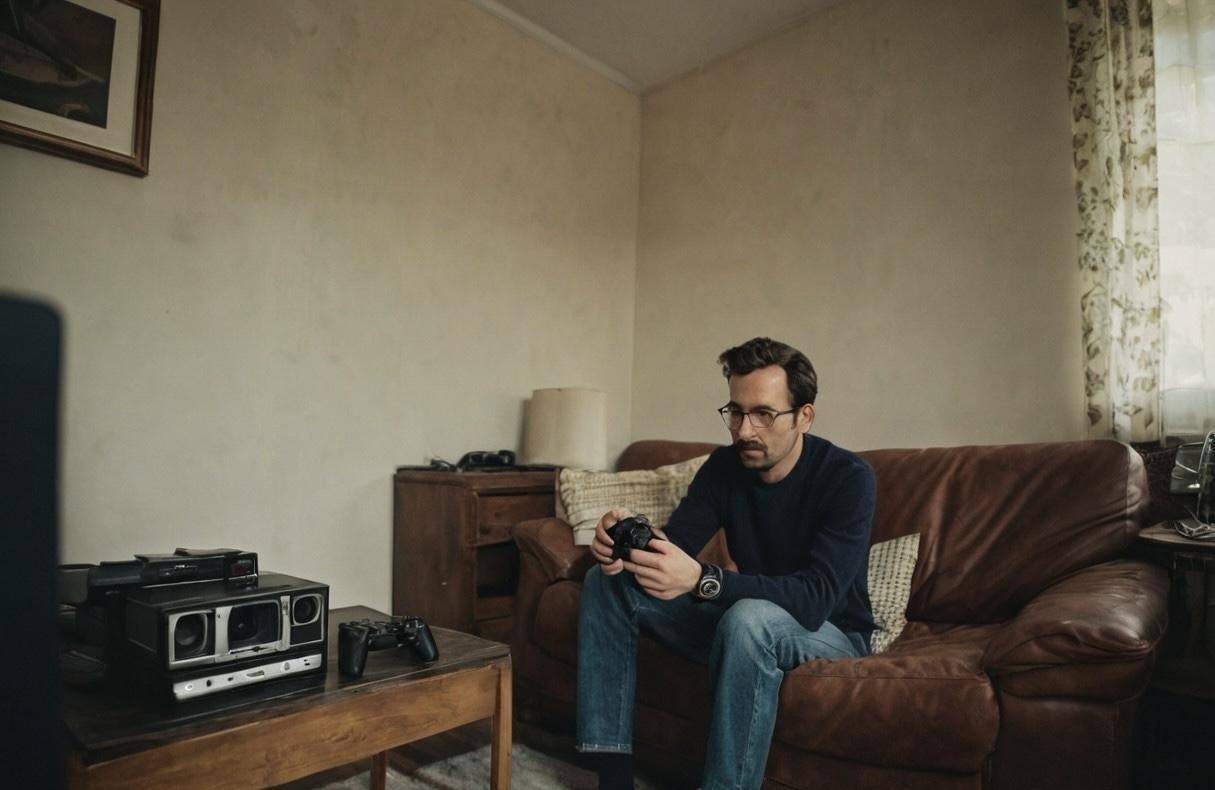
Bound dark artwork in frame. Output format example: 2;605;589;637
0;0;117;128
0;0;159;176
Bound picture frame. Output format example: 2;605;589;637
0;0;160;176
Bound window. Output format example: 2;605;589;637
1156;0;1215;442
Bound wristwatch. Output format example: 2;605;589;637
694;562;723;601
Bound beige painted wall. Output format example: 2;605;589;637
0;0;640;609
632;0;1085;451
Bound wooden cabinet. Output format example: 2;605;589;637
392;468;556;642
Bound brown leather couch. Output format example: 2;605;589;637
510;439;1170;790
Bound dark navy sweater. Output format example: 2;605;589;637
665;434;877;641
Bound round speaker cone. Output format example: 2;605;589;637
174;614;207;657
229;606;258;642
292;596;319;624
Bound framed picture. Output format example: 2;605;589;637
0;0;160;176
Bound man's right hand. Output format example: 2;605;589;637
590;508;628;575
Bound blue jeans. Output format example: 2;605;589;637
576;565;867;790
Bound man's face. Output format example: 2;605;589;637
725;365;814;473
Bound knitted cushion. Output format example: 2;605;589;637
560;455;709;545
868;533;921;653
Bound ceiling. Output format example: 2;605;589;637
472;0;847;93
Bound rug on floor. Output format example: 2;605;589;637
317;743;664;790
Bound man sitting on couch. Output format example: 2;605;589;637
578;337;877;790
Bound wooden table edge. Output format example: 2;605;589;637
69;654;513;790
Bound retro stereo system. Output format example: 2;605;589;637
60;548;329;702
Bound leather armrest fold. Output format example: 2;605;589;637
512;517;594;584
982;559;1169;674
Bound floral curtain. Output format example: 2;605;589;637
1064;0;1161;441
1155;0;1215;442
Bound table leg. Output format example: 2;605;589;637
490;660;512;790
370;751;387;790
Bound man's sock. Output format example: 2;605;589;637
594;752;634;790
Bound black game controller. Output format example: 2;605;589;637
606;514;660;561
338;616;439;678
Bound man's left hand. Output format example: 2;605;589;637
622;537;703;600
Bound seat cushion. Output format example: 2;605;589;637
774;622;1001;773
534;582;1000;774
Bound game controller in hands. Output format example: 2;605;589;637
338;616;439;678
606;514;662;561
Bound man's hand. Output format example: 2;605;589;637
623;538;703;600
590;508;629;576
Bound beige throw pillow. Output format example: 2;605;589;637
560;455;710;545
867;533;920;654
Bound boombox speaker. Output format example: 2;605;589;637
123;572;328;700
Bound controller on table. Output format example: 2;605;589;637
337;615;439;678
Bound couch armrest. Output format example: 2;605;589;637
513;517;594;584
980;559;1168;698
511;517;593;693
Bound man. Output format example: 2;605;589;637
577;337;876;790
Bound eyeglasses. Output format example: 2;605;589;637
718;406;798;430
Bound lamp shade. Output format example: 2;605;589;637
522;388;607;469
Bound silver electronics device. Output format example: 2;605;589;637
1169;430;1215;539
172;653;324;701
123;572;329;701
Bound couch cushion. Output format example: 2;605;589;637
774;621;1001;773
533;580;999;774
860;441;1147;623
559;455;709;545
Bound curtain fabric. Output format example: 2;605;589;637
1155;0;1215;441
1065;0;1161;441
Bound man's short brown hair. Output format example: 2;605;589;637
718;337;818;406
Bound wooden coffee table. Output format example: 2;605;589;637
64;606;511;789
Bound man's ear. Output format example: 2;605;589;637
798;403;815;431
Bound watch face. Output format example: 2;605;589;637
699;577;721;599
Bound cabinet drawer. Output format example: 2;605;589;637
477;493;553;544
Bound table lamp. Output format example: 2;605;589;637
521;388;606;470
